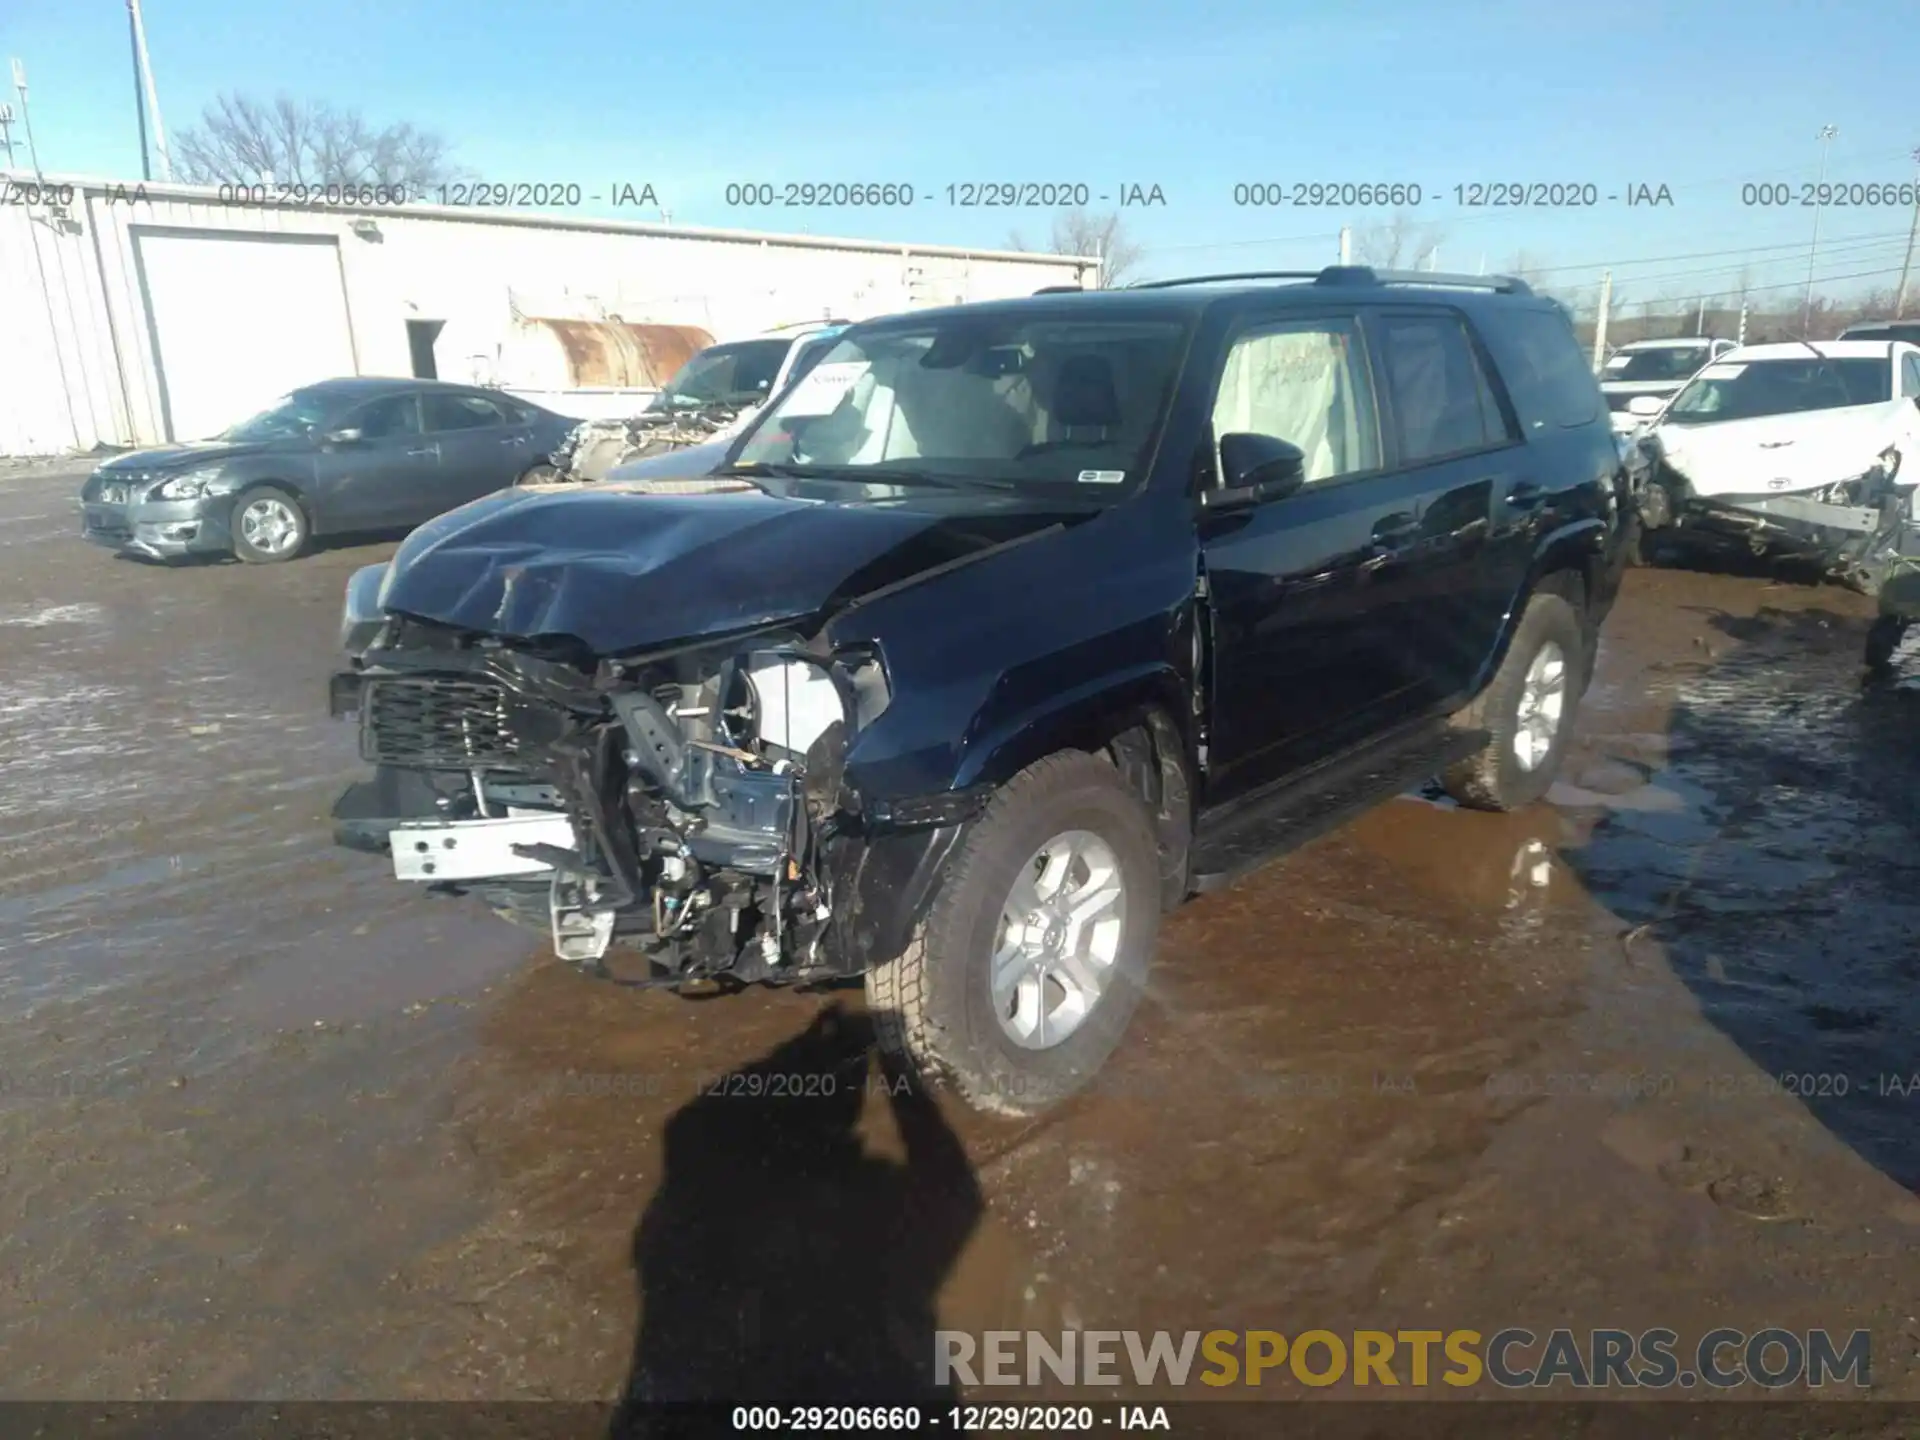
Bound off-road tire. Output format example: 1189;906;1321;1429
1442;581;1588;812
865;751;1161;1118
1865;614;1908;674
230;485;310;564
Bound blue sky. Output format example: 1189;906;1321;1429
6;0;1919;308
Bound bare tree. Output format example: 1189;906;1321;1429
173;94;468;190
1351;211;1446;270
1008;207;1143;287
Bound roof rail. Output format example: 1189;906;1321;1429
1127;271;1324;289
1129;266;1533;296
1351;267;1533;295
1032;284;1086;294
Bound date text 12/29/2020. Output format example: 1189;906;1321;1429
1230;182;1675;207
721;182;1167;208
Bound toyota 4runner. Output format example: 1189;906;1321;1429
328;266;1629;1116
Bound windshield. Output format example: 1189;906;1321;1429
218;390;336;442
647;340;791;411
1843;324;1920;346
1665;357;1892;424
731;315;1189;495
1602;346;1711;383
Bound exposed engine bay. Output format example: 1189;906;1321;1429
548;405;747;483
334;618;906;987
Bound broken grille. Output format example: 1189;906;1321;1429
360;676;527;770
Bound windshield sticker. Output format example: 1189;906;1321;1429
1698;363;1746;380
780;361;869;416
1077;469;1127;484
1603;355;1633;370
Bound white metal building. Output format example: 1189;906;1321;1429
0;173;1095;455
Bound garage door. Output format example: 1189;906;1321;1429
135;230;357;441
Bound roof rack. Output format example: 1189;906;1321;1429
1129;265;1533;296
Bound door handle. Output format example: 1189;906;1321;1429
404;445;436;457
1505;480;1545;508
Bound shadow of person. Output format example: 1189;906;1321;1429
610;1004;982;1434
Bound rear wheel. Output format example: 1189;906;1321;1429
230;486;309;564
1442;582;1588;812
866;750;1160;1117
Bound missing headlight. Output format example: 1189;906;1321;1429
743;654;846;759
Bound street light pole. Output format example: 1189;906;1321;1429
1803;124;1838;334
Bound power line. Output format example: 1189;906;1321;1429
1552;236;1911;295
1524;226;1912;278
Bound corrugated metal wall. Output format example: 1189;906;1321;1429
0;176;1093;455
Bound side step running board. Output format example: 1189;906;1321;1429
1188;726;1489;894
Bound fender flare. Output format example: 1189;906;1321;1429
951;663;1194;793
1475;517;1608;690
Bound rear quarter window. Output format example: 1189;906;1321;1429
1475;304;1603;432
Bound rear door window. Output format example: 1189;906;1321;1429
423;392;511;431
1372;312;1517;463
1476;305;1603;431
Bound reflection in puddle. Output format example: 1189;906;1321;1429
1567;608;1920;1189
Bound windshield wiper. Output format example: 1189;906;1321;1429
725;462;1016;491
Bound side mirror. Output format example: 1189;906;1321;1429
1626;395;1665;418
1201;433;1307;510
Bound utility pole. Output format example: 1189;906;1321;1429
1895;145;1920;319
127;0;171;180
11;59;44;179
0;103;14;168
1696;295;1707;336
1592;270;1613;369
1803;123;1838;334
126;0;150;179
1738;300;1749;345
1338;225;1351;264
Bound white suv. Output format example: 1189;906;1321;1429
1599;337;1737;434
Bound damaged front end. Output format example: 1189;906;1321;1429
1657;446;1916;593
549;407;747;483
329;616;925;988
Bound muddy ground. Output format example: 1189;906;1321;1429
3;462;1920;1412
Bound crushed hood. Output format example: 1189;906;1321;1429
378;481;1090;654
1654;404;1906;497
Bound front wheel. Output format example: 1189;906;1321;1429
1441;585;1587;812
230;486;310;564
865;750;1161;1118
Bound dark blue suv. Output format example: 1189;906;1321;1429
327;266;1629;1115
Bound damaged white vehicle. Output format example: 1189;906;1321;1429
1633;340;1920;593
547;323;851;482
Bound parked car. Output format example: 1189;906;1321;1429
79;378;576;564
1597;337;1737;435
548;322;853;481
1840;319;1920;348
326;266;1629;1115
1633;340;1920;592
